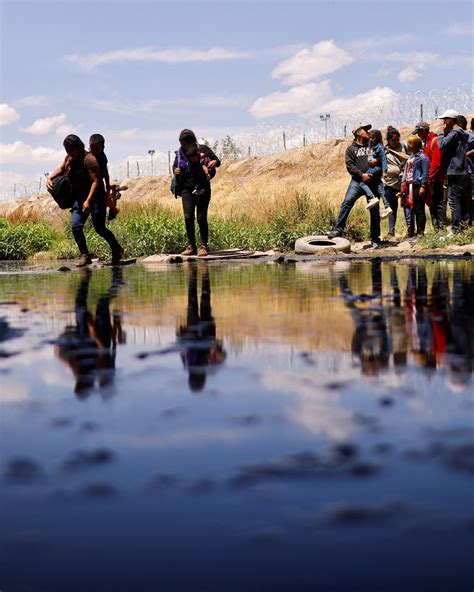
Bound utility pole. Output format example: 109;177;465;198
303;134;306;147
320;113;331;140
136;162;140;178
343;125;347;138
248;146;251;157
283;131;287;151
420;104;424;120
148;149;155;176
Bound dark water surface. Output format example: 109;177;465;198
0;259;473;592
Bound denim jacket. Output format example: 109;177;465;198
402;151;429;186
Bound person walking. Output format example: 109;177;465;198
328;123;381;248
437;110;469;235
384;126;408;238
47;135;123;266
172;129;220;257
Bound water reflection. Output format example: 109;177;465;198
54;267;125;397
177;262;226;392
340;260;473;386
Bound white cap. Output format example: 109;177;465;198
439;109;459;119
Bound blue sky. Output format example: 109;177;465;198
0;0;472;194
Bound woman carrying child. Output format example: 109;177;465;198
173;129;220;257
400;135;429;239
359;129;393;219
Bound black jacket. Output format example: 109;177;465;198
345;142;371;181
172;145;221;194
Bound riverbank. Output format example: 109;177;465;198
0;205;473;261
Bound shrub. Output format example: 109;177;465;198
0;218;60;260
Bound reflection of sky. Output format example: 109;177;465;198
0;262;473;592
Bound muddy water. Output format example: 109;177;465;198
0;259;473;592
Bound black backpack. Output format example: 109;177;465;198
47;175;74;209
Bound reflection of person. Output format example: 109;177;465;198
405;264;435;369
177;263;226;392
445;265;473;387
339;260;390;376
387;266;408;371
55;268;125;397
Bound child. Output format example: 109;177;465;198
400;135;429;239
186;146;216;196
89;134;119;220
360;129;393;219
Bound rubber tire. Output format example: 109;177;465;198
294;235;351;255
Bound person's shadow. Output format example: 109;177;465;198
55;267;125;397
177;262;226;392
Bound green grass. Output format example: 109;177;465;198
419;227;474;249
1;198;471;261
0;219;61;260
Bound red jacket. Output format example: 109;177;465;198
424;131;444;183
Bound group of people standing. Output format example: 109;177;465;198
46;112;472;267
329;110;474;247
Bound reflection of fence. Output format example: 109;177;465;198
1;85;472;203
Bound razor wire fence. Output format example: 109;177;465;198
1;85;472;203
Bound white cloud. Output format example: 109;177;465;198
250;81;332;118
0;103;20;126
397;63;425;83
20;113;66;135
321;86;398;119
90;94;250;115
55;123;83;138
0;141;64;165
13;95;49;108
272;40;354;85
66;46;253;71
444;25;473;36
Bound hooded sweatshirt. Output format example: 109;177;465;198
345;142;371;180
438;127;468;175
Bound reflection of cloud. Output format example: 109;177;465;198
0;379;30;402
261;369;355;439
105;427;254;449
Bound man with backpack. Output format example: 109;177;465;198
47;135;123;266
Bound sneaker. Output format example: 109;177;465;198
197;244;208;257
371;241;380;249
327;229;343;239
386;231;395;239
111;246;124;265
181;245;197;256
365;197;379;210
380;206;393;219
76;254;92;268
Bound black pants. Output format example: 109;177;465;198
447;175;468;232
429;180;446;231
181;189;210;247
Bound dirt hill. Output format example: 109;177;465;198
0;117;460;226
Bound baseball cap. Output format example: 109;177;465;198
351;123;372;135
411;121;430;134
439;109;459;119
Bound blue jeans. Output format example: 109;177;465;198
333;179;381;243
384;186;399;234
359;167;390;208
403;185;426;237
447;175;468;232
71;195;120;256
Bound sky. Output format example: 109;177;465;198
0;0;473;197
